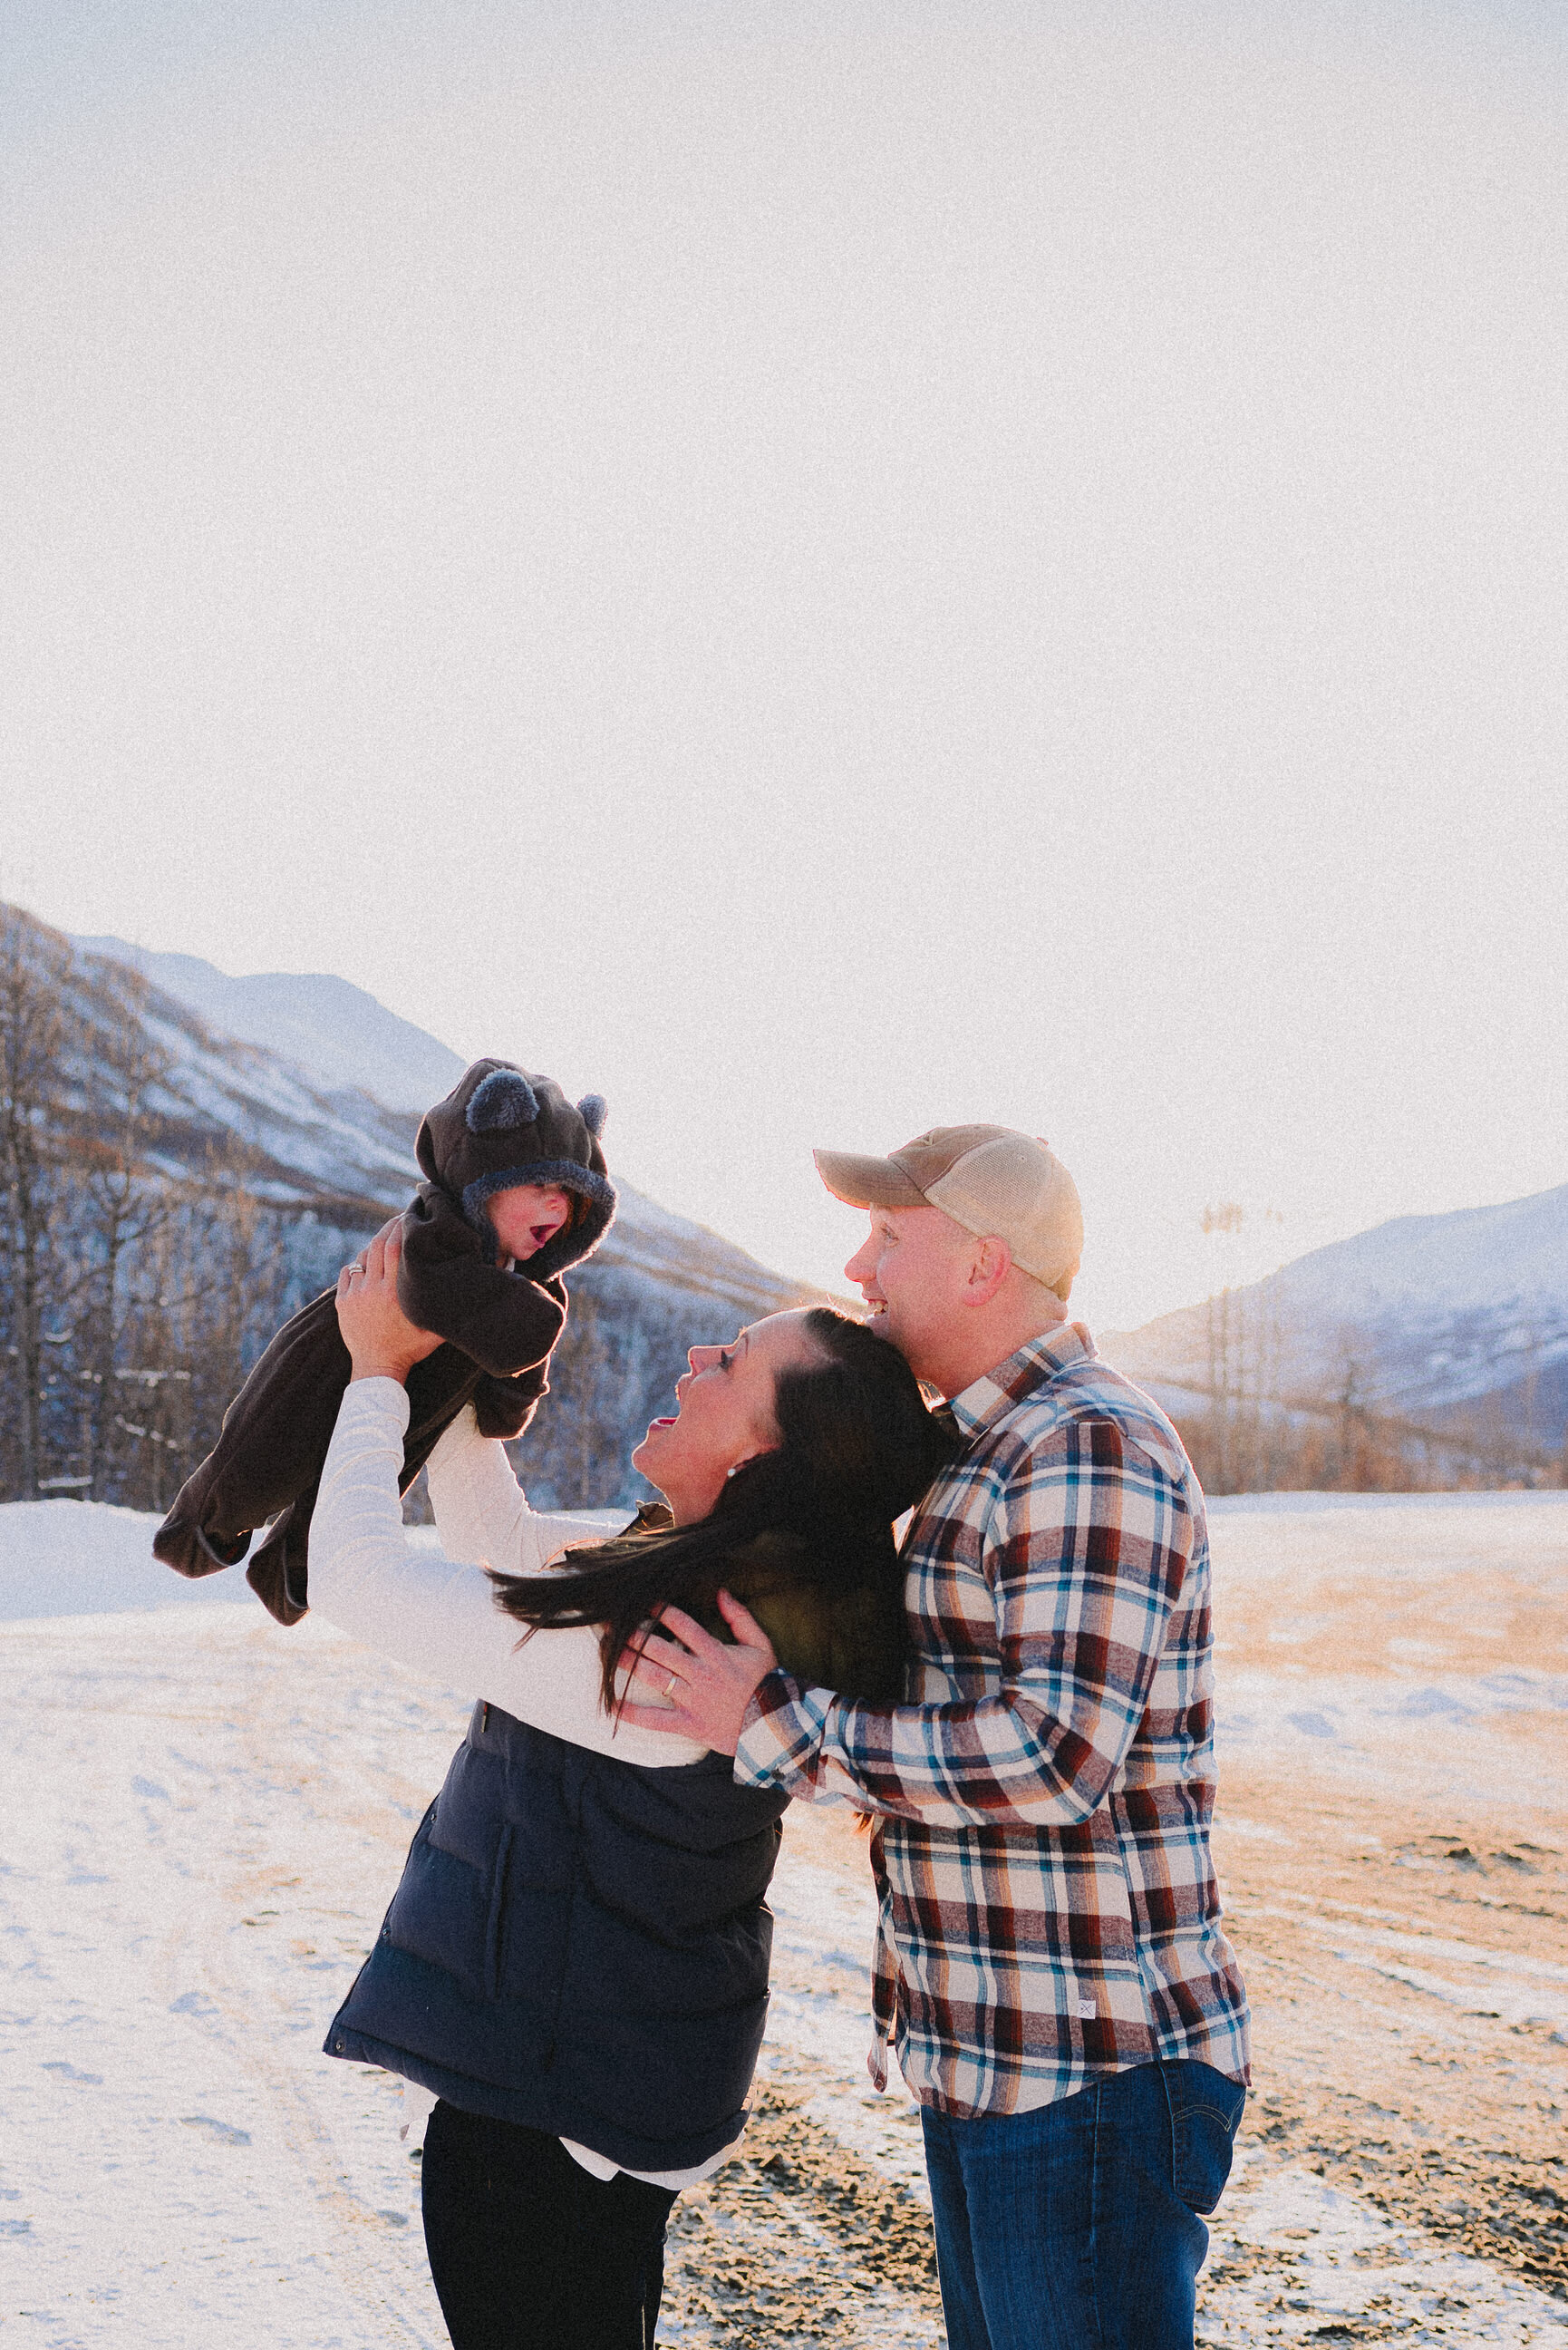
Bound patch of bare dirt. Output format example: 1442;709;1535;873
1215;1768;1568;2300
661;2087;944;2347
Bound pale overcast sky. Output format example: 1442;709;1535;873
4;0;1565;1327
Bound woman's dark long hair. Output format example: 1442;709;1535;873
489;1307;956;1708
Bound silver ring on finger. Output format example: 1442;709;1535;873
663;1673;679;1699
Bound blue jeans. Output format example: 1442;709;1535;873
921;2059;1246;2350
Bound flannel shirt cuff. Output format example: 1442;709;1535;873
733;1668;834;1795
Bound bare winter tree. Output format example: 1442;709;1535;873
508;1286;633;1510
0;903;78;1499
177;1160;292;1473
1199;1202;1245;1490
73;958;179;1498
105;1144;292;1513
1185;1203;1292;1493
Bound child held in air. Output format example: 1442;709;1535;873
154;1059;615;1624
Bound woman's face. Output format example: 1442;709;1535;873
631;1309;820;1524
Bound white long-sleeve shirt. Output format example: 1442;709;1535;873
309;1377;721;2187
312;1378;708;1767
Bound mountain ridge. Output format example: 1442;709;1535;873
74;938;467;1113
65;924;1568;1473
73;931;817;1316
1104;1178;1568;1456
63;924;824;1509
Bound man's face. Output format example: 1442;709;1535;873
843;1204;976;1387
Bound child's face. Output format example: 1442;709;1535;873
488;1183;573;1262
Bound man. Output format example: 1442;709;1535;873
624;1126;1250;2350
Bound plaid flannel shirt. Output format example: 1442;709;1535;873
734;1324;1251;2119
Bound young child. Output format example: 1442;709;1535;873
154;1058;615;1625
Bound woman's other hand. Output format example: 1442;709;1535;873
616;1592;779;1755
336;1222;444;1384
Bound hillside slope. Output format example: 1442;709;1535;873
79;932;804;1317
70;930;1568;1476
75;934;821;1507
1105;1183;1568;1451
76;937;467;1113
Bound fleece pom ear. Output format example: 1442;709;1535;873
467;1069;539;1133
577;1092;608;1139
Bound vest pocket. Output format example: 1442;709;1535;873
483;1825;514;2004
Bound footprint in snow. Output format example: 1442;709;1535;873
42;2061;103;2083
181;2115;252;2146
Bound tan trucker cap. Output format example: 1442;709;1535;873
814;1124;1084;1296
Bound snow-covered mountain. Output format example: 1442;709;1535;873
62;948;424;1228
68;931;818;1505
76;933;800;1316
1105;1183;1568;1450
73;932;1568;1452
76;938;467;1112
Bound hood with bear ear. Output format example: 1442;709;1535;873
414;1059;615;1280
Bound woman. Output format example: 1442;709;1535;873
309;1226;953;2350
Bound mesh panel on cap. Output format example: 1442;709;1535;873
924;1134;1083;1288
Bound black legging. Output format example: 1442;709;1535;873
421;2100;677;2350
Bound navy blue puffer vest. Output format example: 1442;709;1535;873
324;1700;789;2172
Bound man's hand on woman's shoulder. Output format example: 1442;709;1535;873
618;1592;780;1754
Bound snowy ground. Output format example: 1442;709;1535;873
2;1495;1565;2345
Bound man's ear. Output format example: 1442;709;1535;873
962;1234;1013;1309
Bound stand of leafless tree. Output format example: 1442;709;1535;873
0;902;345;1511
17;899;1553;1521
0;899;755;1527
1179;1203;1564;1492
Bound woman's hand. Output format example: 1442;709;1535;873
616;1592;779;1755
336;1221;444;1384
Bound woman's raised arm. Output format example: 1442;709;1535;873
308;1379;707;1766
424;1405;631;1578
318;1228;705;1764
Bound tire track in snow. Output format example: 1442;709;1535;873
159;1901;443;2350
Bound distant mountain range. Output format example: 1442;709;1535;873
73;931;820;1507
1104;1184;1568;1456
76;940;467;1112
73;931;1568;1475
78;932;813;1320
